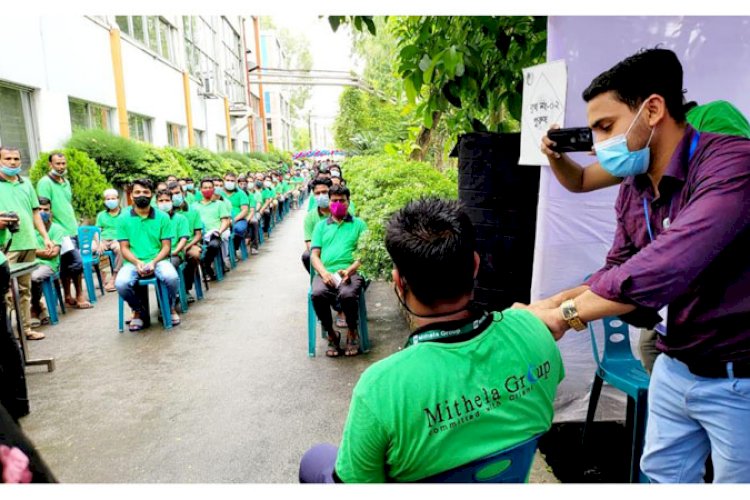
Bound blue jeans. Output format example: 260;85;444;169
641;354;750;483
232;219;248;250
115;261;179;314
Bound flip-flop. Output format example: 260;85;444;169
344;336;360;357
26;330;45;340
171;313;181;326
65;297;77;307
325;332;342;358
335;317;348;328
129;318;144;332
75;301;93;309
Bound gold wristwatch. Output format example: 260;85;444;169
560;299;587;331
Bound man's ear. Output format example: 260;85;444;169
473;251;481;279
646;94;667;127
392;268;404;292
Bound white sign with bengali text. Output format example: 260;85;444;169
519;60;567;166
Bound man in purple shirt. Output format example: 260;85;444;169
526;49;750;482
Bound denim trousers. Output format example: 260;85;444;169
641;354;750;483
115;261;179;314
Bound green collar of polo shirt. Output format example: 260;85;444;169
129;207;157;219
326;214;354;225
46;173;69;186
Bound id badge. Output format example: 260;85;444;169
655;305;668;336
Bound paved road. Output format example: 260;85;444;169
18;205;556;483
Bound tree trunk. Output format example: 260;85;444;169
409;110;442;161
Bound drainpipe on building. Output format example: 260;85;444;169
253;16;269;152
183;72;195;147
109;28;129;138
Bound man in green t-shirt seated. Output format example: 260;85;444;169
301;179;332;273
28;197;65;334
114;178;180;331
193;178;231;280
300;198;564;483
94;188;124;292
310;185;368;357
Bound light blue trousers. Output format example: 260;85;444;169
641;354;750;483
115;261;179;313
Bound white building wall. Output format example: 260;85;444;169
0;15;255;159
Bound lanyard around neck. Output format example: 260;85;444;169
643;131;700;242
404;311;491;348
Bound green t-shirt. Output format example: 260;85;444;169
224;189;249;219
95;208;124;241
36;175;78;237
185;191;196;205
335;309;565;483
167;212;190;256
0;228;6;265
310;215;367;273
0;176;40;252
304;208;328;242
116;208;173;262
687;100;750;138
192;200;230;232
261;188;275;203
34;222;66;272
176;205;203;236
252;191;263;210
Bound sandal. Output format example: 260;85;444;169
335;316;348;328
344;336;360;357
129;318;144;332
75;300;93;309
26;330;45;340
325;331;342;357
171;313;181;326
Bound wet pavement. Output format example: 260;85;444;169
18;205;556;483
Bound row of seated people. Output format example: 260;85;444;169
29;171;309;333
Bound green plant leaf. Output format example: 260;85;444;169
329;16;342;32
363;17;377;36
418;54;431;72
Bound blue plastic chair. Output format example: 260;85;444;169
415;434;541;483
307;280;370;357
103;249;117;278
40;272;66;325
77;225;106;303
238;237;249;261
193;263;205;300
583;316;650;483
117;277;173;331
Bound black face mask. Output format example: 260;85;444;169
133;196;151;208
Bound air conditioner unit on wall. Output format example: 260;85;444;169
202;76;214;95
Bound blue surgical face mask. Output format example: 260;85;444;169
40;211;51;223
104;199;119;210
594;101;655;178
172;194;184;206
224;181;236;191
1;165;22;177
316;194;330;209
185;183;194;192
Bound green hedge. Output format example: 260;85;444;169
139;144;194;181
179;147;231;179
29;149;111;222
65;128;146;186
343;154;458;279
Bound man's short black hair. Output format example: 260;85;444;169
328;184;350;200
386;198;476;306
0;145;20;155
166;181;181;191
310;179;332;190
48;152;65;163
181;177;193;182
225;172;237;178
38;197;51;207
582;48;686;122
200;177;214;188
131;178;154;192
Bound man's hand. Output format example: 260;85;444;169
136;261;154;276
44;236;54;251
321;271;336;288
513;302;570;341
338;269;352;284
541;124;563;160
0;216;11;230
